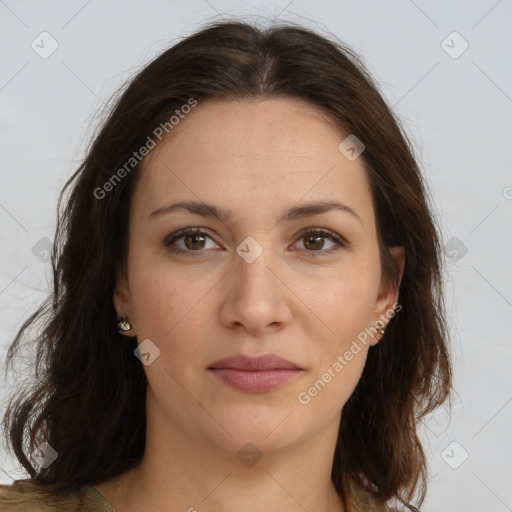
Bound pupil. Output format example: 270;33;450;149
306;236;323;250
185;234;205;250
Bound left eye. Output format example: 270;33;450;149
295;229;346;254
163;228;346;256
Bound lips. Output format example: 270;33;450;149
208;353;303;371
208;354;303;393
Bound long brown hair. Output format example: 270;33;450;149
2;19;451;510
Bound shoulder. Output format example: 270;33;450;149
0;479;115;512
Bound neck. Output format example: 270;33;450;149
96;393;345;512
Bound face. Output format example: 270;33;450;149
114;97;404;455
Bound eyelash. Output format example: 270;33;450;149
163;227;347;257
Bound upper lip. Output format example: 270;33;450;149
208;354;303;371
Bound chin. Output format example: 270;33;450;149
205;409;303;448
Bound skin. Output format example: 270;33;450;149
95;97;404;512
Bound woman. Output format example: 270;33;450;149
0;19;451;511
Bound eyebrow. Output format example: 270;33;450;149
149;199;362;224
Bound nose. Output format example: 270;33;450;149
218;243;293;336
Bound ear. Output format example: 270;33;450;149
370;246;405;346
113;273;136;336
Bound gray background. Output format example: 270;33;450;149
1;1;511;510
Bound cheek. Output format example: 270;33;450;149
131;272;175;329
299;258;380;337
295;262;380;407
295;272;377;415
298;349;367;414
309;285;374;378
128;254;217;356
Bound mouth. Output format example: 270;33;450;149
208;368;303;393
208;353;304;393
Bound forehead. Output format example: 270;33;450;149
133;98;375;230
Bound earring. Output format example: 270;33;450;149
117;316;132;332
376;327;386;341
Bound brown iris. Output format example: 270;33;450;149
303;235;324;251
184;233;207;250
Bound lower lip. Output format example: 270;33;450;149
208;368;302;393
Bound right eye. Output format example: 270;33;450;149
163;228;220;256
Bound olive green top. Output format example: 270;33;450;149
0;478;393;511
0;480;116;511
